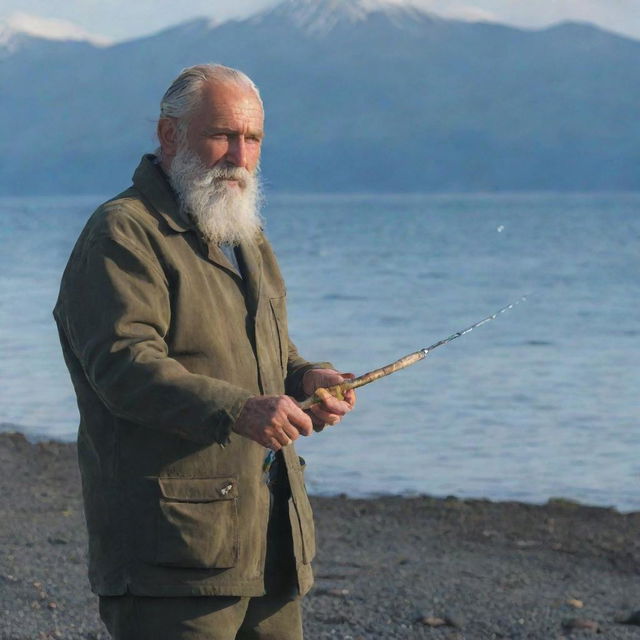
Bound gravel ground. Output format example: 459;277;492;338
1;431;639;639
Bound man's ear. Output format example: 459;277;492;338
157;118;179;160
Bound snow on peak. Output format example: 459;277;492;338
0;13;111;49
444;6;496;24
253;0;432;36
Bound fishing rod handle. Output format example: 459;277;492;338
298;380;356;411
298;349;426;410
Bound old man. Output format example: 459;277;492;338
54;63;355;639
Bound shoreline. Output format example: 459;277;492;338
1;432;639;639
2;423;636;515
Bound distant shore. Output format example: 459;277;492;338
1;431;638;639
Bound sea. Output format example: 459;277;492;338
1;192;638;510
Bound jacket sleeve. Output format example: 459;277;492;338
54;229;253;445
284;338;334;401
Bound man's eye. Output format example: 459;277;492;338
211;133;229;140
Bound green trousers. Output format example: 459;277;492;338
99;593;302;640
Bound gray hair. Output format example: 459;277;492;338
159;63;262;131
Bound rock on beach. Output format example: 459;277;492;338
0;431;639;639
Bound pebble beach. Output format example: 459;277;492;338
1;431;639;640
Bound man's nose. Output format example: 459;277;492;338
226;136;247;168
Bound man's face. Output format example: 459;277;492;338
162;80;265;246
181;80;264;184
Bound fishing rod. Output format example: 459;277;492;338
299;296;528;410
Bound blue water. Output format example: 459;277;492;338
1;193;639;510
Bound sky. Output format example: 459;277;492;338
1;0;639;42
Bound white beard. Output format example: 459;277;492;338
167;145;263;246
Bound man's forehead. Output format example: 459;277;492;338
198;80;263;119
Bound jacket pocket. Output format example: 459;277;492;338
155;477;238;569
286;462;316;564
269;296;288;378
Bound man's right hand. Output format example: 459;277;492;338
232;395;314;451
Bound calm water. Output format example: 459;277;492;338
1;193;638;510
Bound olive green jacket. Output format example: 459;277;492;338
53;155;327;597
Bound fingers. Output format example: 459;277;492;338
316;387;351;416
266;400;312;449
343;388;356;408
303;368;349;397
309;389;343;424
279;417;309;443
304;384;354;430
339;373;356;409
233;395;314;450
306;371;356;411
285;400;314;437
267;436;284;451
306;411;327;431
338;373;356;409
267;434;290;451
309;404;340;426
302;368;334;397
232;373;356;451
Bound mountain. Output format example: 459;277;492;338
248;0;435;35
1;0;640;194
0;12;110;53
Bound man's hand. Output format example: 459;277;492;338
302;368;356;431
232;395;314;451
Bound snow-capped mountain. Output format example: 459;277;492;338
0;12;110;52
249;0;435;35
1;0;639;195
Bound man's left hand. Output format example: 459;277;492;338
301;368;356;431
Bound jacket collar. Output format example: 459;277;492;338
132;153;264;314
132;154;193;233
237;238;263;317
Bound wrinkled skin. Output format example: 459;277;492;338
233;369;356;450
